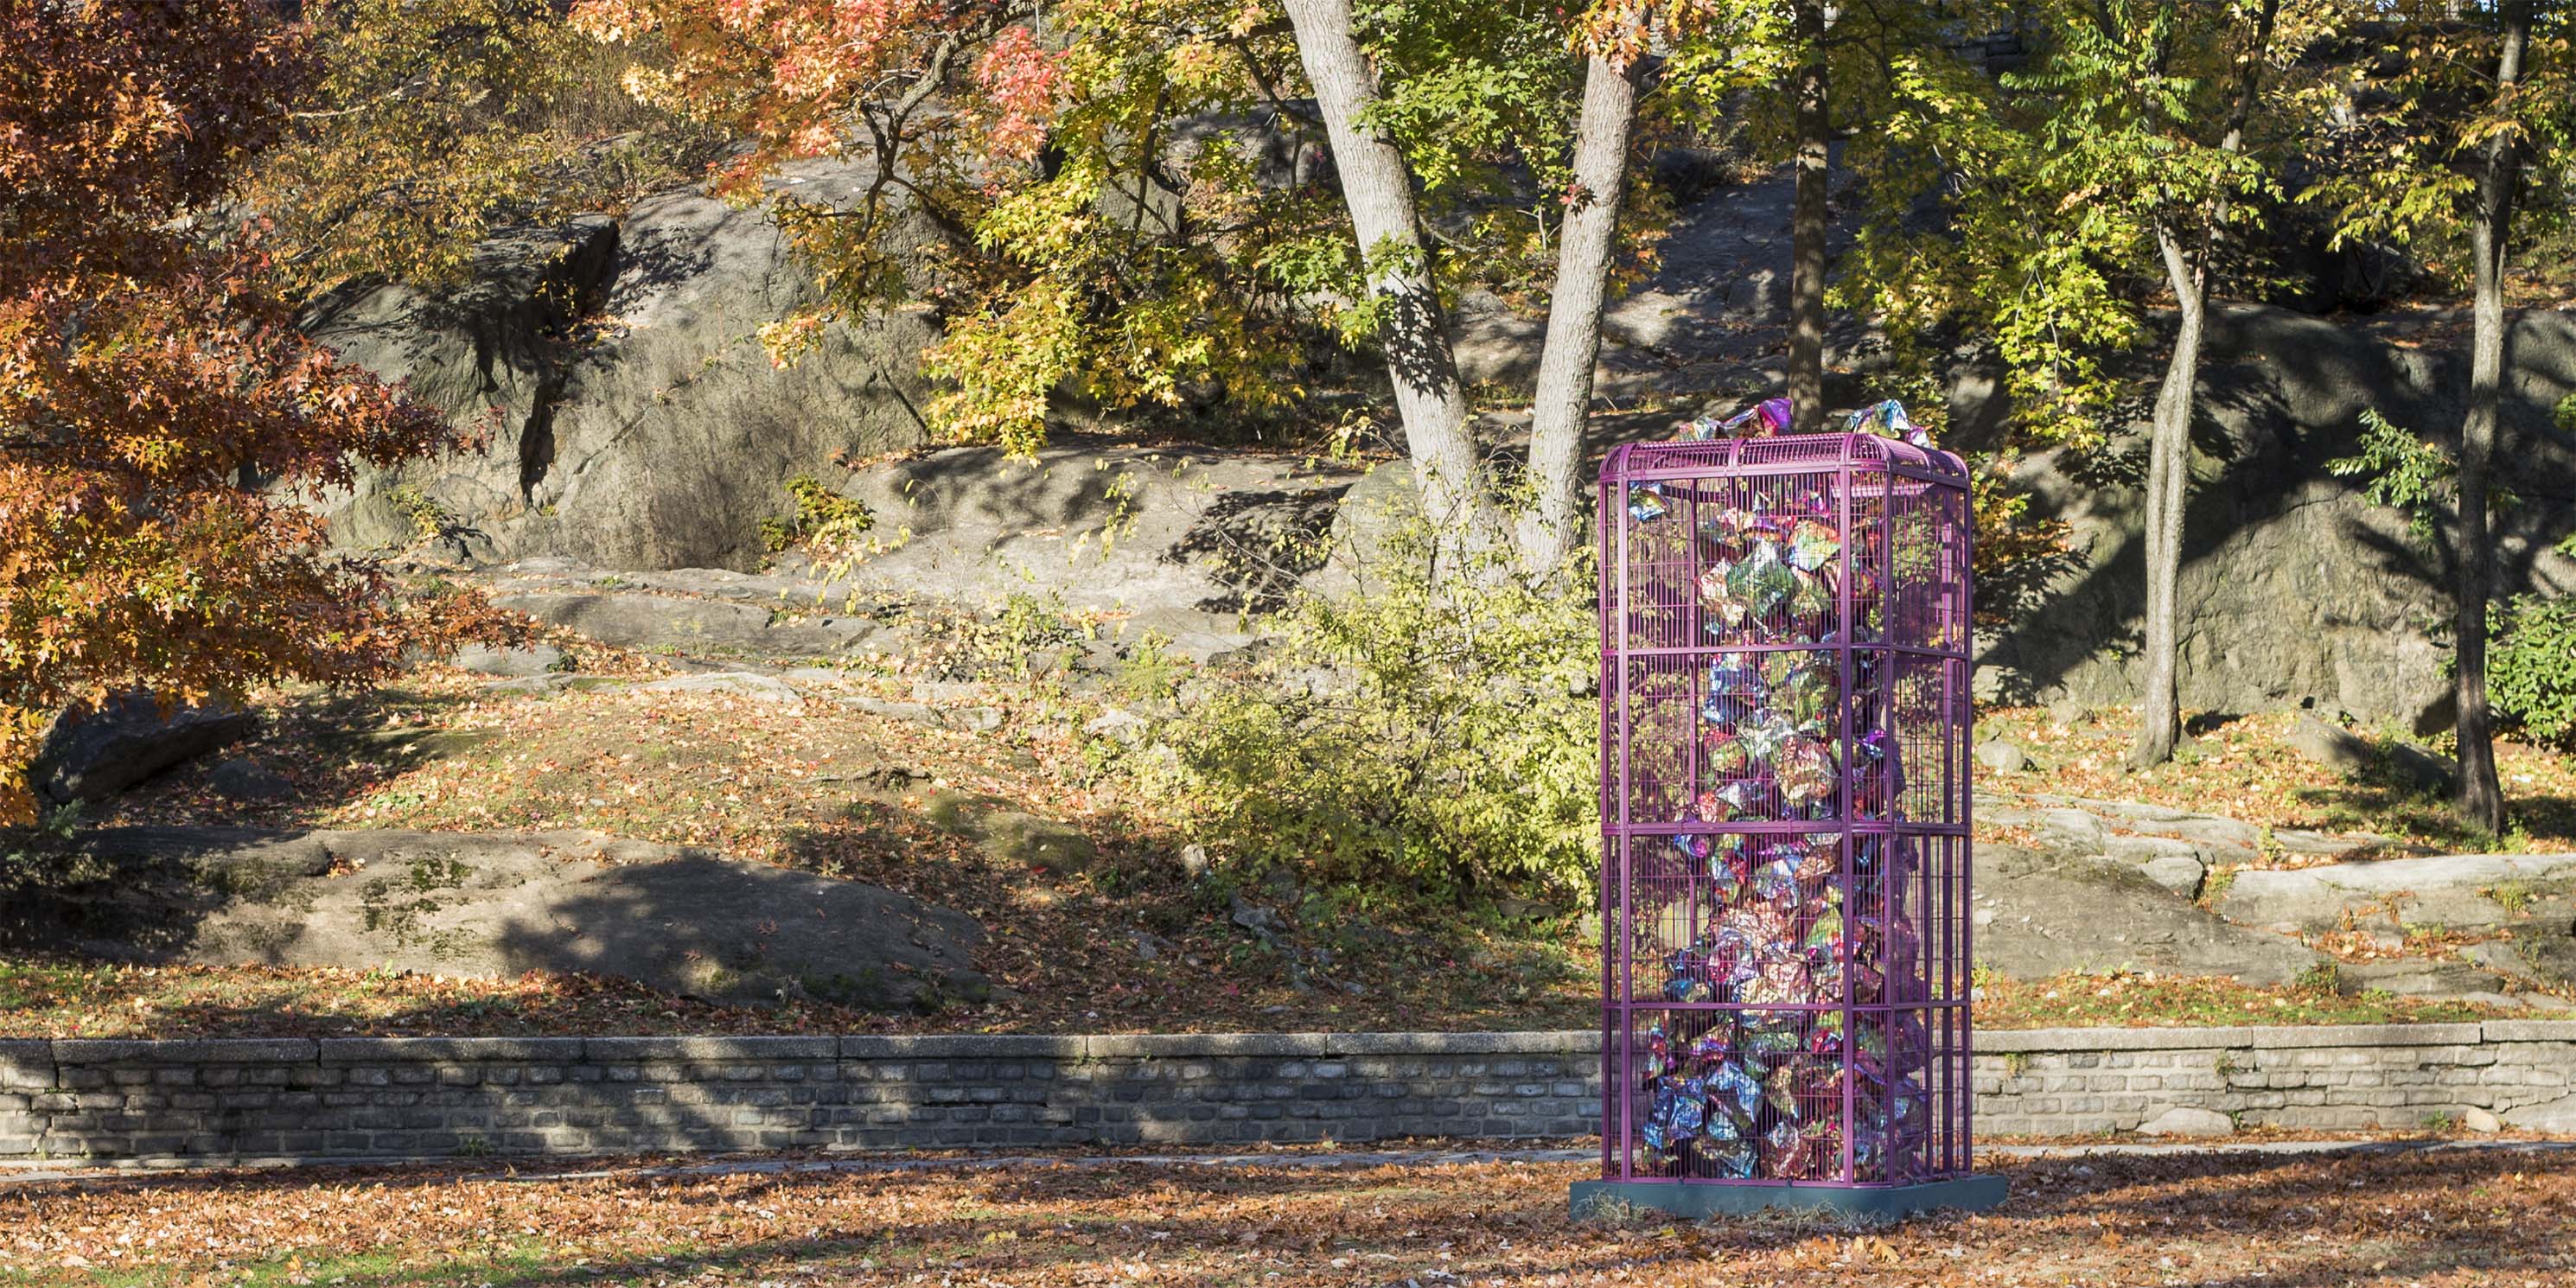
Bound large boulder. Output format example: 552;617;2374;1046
2285;711;2458;793
29;694;255;805
307;160;942;571
1973;844;2330;985
3;827;987;1010
1962;304;2576;727
829;440;1365;626
2216;851;2576;934
489;587;878;658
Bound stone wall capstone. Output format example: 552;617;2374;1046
1;1023;2568;1164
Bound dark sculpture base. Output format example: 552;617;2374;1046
1570;1174;2006;1221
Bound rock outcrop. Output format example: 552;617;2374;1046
1976;790;2576;1003
1973;843;2330;986
3;827;988;1011
2217;851;2576;934
299;158;2576;726
1962;305;2576;727
308;160;941;571
30;695;255;806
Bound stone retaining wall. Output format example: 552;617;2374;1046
1977;1021;2576;1135
1;1023;2568;1164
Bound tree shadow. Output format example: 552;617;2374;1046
1959;1143;2576;1286
1166;484;1355;614
65;682;494;832
1972;304;2576;715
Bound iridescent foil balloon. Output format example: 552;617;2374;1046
1775;736;1835;807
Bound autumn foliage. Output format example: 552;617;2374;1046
568;0;1062;196
0;1;455;822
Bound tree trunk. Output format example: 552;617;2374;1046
1279;0;1492;547
2126;226;2206;771
1520;53;1643;576
2454;2;2529;836
2124;0;2276;770
1786;0;1830;434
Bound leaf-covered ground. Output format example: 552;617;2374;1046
1973;706;2576;857
4;1145;2572;1287
0;959;2552;1039
60;658;1597;1036
9;672;2566;1039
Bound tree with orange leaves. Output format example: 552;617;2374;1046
0;0;456;824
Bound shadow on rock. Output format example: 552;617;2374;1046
0;826;987;1012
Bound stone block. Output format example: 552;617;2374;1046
55;1038;318;1066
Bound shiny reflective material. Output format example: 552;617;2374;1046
1601;426;1976;1189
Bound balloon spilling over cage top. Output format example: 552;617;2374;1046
1585;404;1987;1208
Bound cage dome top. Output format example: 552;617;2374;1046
1604;431;1968;482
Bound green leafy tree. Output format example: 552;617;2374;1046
583;0;1695;574
2307;0;2575;832
1282;0;1820;573
1840;1;2338;768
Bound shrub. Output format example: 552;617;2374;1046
760;475;874;559
1126;520;1598;905
2489;594;2576;747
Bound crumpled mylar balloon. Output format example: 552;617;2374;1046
1642;1023;1675;1078
1697;780;1764;821
1705;1144;1759;1178
1750;855;1802;903
1701;724;1750;780
1738;708;1799;764
1793;837;1840;883
1739;956;1809;1007
1663;947;1713;1004
1776;736;1836;807
1698;562;1747;632
1707;1062;1765;1123
1727;542;1796;622
1762;1118;1804;1170
1775;1121;1842;1180
1849;398;1933;449
1787;519;1840;571
1643;1080;1701;1151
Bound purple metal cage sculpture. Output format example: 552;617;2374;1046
1592;431;1977;1200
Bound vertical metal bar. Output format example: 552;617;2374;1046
1836;446;1855;1185
1954;470;1977;1173
1615;460;1636;1182
1597;476;1616;1182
